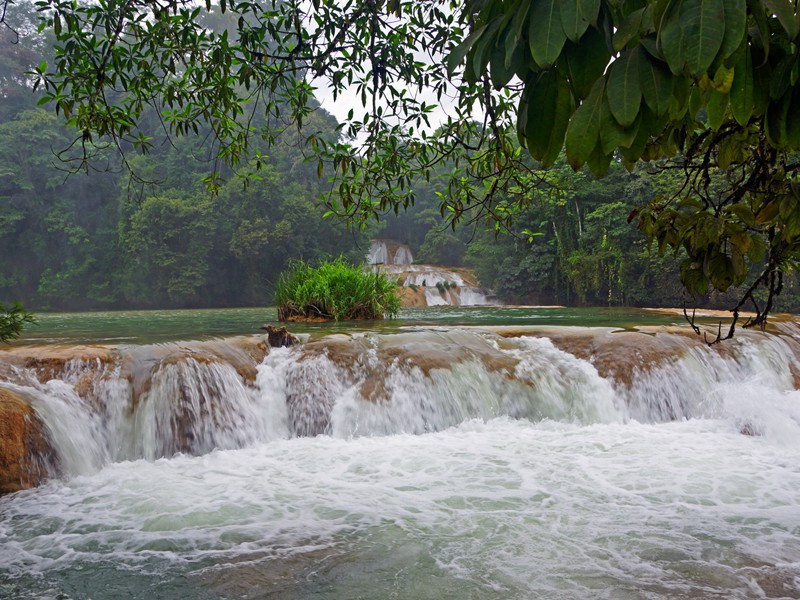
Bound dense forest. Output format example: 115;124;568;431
2;2;799;312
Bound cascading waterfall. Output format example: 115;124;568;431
2;323;800;600
368;240;498;306
2;328;799;480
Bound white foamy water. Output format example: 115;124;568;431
2;328;800;598
1;418;799;599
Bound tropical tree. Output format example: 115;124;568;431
4;0;800;337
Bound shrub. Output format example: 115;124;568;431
0;303;36;343
275;258;401;321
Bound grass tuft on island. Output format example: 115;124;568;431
275;258;401;322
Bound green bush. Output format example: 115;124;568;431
275;258;401;321
0;303;36;343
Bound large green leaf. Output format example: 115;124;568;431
619;105;655;164
564;26;611;99
565;77;605;169
606;49;642;127
525;70;573;165
599;96;640;154
763;0;799;39
472;16;509;81
682;0;725;77
729;47;754;124
516;85;530;147
659;3;686;75
613;7;646;52
585;140;612;176
446;25;488;76
769;54;796;100
561;0;590;42
752;62;772;116
786;87;800;149
706;89;729;129
528;0;567;68
639;50;673;116
719;0;746;61
765;94;791;148
579;0;602;24
505;0;532;67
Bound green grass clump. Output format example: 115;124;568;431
275;258;401;321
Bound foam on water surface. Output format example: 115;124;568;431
2;324;800;598
2;416;800;599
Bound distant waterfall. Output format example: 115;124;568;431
367;239;414;265
368;240;498;306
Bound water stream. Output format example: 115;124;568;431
1;308;799;598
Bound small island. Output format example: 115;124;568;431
275;258;400;322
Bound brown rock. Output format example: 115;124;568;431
0;388;59;494
261;325;299;348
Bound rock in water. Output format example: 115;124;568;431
261;325;299;348
0;388;59;494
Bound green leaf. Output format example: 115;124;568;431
706;89;729;129
528;0;567;68
786;87;800;150
473;17;508;80
564;26;611;99
613;7;645;52
599;96;640;154
622;104;656;164
446;25;487;76
606;49;642;127
565;78;605;169
560;0;590;42
491;35;516;88
765;94;791;148
763;0;799;39
749;0;771;62
717;134;742;169
728;202;756;225
769;54;795;100
586;140;613;177
682;0;725;77
669;76;690;119
506;0;532;66
747;234;767;262
579;0;602;24
525;71;574;165
680;259;710;295
659;3;686;75
719;0;746;61
639;50;673;116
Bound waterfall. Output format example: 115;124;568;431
2;328;800;485
368;240;498;306
367;239;414;265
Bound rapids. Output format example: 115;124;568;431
1;309;799;598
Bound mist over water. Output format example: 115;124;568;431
1;309;800;599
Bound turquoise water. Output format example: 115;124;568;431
15;306;689;345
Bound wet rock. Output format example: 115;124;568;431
0;388;59;494
261;325;299;347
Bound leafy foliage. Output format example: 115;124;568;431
5;0;800;335
275;258;400;321
0;302;36;342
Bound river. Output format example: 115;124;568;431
1;307;799;599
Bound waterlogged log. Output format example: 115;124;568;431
0;388;59;494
